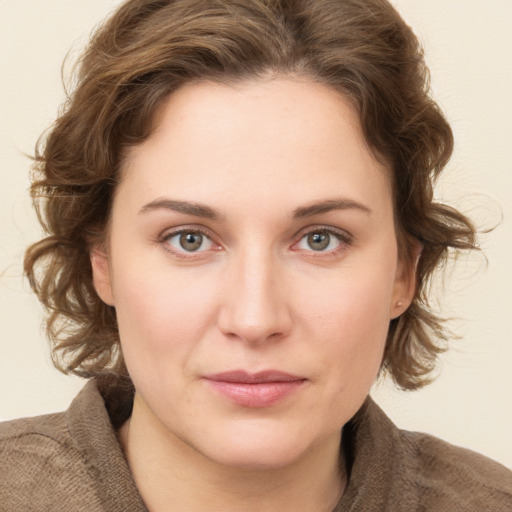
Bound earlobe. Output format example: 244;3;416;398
390;241;422;319
390;271;415;319
90;246;115;306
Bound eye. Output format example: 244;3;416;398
164;230;215;253
295;229;350;253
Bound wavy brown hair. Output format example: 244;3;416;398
25;0;476;390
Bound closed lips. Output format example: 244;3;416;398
204;370;306;383
203;371;307;408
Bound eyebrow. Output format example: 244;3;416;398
292;198;372;218
139;196;372;220
139;199;223;220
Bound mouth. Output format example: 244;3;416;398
203;370;307;408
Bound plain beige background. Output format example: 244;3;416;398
1;1;511;469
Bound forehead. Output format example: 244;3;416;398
118;77;392;217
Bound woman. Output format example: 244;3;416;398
1;0;511;510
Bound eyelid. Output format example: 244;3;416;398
158;225;222;257
295;224;353;241
156;224;353;258
291;225;353;254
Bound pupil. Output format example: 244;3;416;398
180;232;202;251
308;232;330;251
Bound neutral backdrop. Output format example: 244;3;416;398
1;1;511;468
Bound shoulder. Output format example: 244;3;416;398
0;408;103;509
399;428;512;511
0;411;77;470
0;379;144;511
348;398;512;511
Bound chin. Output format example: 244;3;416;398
206;444;305;471
194;421;330;471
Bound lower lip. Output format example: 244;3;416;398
204;379;305;408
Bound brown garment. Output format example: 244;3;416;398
1;379;511;511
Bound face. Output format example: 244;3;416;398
92;77;414;469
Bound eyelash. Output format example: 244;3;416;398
158;225;353;259
292;227;353;258
158;226;218;259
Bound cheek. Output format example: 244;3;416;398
307;266;394;337
112;263;220;358
303;266;395;382
301;278;390;425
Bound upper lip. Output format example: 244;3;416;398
204;370;305;383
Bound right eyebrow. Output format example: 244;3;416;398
139;198;224;221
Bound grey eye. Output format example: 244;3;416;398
165;230;214;253
307;232;331;251
179;232;203;251
296;230;344;252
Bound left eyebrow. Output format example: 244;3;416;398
292;198;372;219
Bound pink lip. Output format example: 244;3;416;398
203;370;306;408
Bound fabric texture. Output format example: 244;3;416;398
1;379;511;511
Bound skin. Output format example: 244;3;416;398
91;77;416;511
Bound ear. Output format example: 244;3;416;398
390;241;422;319
90;245;115;306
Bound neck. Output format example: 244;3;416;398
118;395;347;512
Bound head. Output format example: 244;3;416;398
26;0;476;397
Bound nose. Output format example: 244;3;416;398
217;250;293;344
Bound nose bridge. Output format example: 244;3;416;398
218;244;291;343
